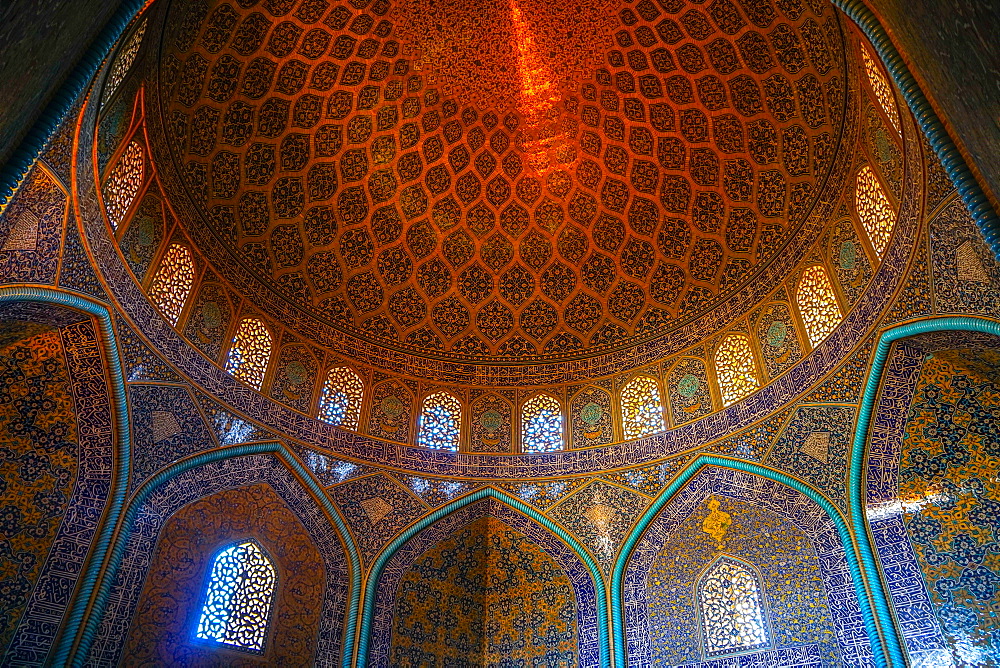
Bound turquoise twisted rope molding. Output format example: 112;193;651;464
0;286;131;666
849;316;1000;668
610;454;902;668
831;0;1000;258
0;1;151;215
69;441;364;668
356;487;612;667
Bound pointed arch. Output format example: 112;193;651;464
611;454;900;668
855;164;896;257
416;390;462;450
102;140;144;228
620;375;665;439
698;555;770;656
83;442;361;668
521;393;563;452
360;488;609;667
854;316;1000;665
319;366;364;430
714;333;759;406
796;265;842;347
196;539;277;652
147;243;194;325
226;317;272;390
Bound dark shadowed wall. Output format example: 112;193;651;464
0;0;118;165
870;0;1000;212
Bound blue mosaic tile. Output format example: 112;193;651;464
301;448;379;486
390;474;486;507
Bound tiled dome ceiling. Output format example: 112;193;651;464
155;0;848;363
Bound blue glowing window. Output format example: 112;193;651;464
195;540;276;652
416;391;462;450
521;394;563;452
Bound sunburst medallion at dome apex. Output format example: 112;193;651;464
157;0;847;362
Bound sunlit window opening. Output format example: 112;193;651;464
621;375;665;439
699;556;770;656
715;334;759;407
521;394;563;452
861;45;900;133
319;366;364;430
417;391;462;450
855;165;896;257
105;18;148;101
148;243;195;325
196;541;276;653
225;318;272;390
796;266;843;347
104;141;144;228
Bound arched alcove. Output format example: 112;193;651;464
621;466;874;666
366;497;602;667
88;454;352;666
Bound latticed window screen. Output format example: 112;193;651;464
104;18;148;102
148;243;195;325
796;266;842;347
319;366;364;430
855;165;895;257
521;394;563;452
416;391;462;450
104;141;144;228
621;376;665;439
196;541;276;653
699;557;769;656
225;318;272;390
715;334;759;407
861;45;900;133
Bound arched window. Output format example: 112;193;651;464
104;18;148;102
855;165;895;257
521;394;563;452
148;243;195;325
416;391;462;450
715;334;759;407
698;556;769;656
796;266;842;347
621;375;665;439
861;45;900;133
103;141;144;228
196;540;276;653
318;366;364;430
226;318;272;390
